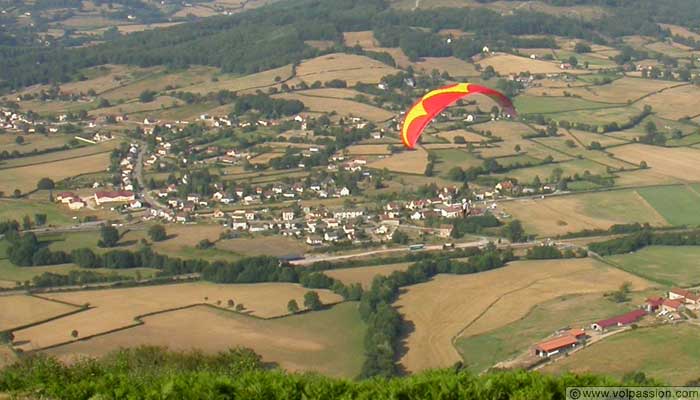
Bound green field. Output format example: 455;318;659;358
455;293;647;373
547;106;642;125
607;246;700;286
431;148;482;177
514;95;610;115
0;199;76;227
637;185;700;226
496;158;609;183
543;324;700;385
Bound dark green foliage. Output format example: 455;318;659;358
502;220;526;243
451;214;501;238
303;291;323;310
31;270;132;288
98;225;120;248
588;229;700;256
525;245;563;260
147;224;167;242
0;345;650;399
36;177;55;190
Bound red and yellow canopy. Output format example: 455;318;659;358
401;83;516;149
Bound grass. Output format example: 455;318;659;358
431;148;482;177
45;302;366;378
215;236;308;257
513;94;609;115
325;262;413;288
0;199;76;227
455;292;647;372
542;324;700;385
637;185;700;226
610;144;700;183
607;246;700;287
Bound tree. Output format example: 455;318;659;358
303;291;322;311
71;329;78;338
235;303;244;312
36;177;55;190
227;299;234;308
514;144;521;153
22;215;32;230
391;230;409;245
99;225;120;248
639;160;648;169
15;136;24;145
453;136;466;144
148;224;167;242
287;299;299;314
574;42;591;53
34;213;47;226
502;220;525;243
139;90;156;103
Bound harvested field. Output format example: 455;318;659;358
436;129;486;143
100;67;216;100
0;295;77;331
609;144;700;182
0;134;71;154
90;96;184;116
478;53;584;75
500;189;669;236
396;258;651;372
186;65;294;94
565;77;679;103
12;282;343;351
273;92;393;122
369;147;429;175
514;95;611;115
345;144;391;155
295;53;399;85
638;84;700;120
471;120;536;140
0;152;111;193
296;88;367;99
216;236;308;257
248;152;283;165
0;141;117;169
325;263;413;288
45;302;365;378
542;324;700;385
659;24;700;41
343;31;377;48
567;129;628;147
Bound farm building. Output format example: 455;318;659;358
661;299;684;313
534;335;578;357
591;309;646;331
644;297;664;312
669;288;699;305
94;191;135;205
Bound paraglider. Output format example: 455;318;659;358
401;83;516;149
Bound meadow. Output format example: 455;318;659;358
273;92;393;122
216;237;308;257
637;185;700;226
395;258;651;372
607;246;700;287
369;147;430;175
325;262;413;288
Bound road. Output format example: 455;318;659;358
135;143;169;212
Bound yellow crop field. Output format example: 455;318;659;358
396;258;651;372
0;295;77;331
610;144;700;182
369;147;429;174
567;77;680;103
12;282;343;351
0;152;111;193
343;31;378;48
479;54;584;75
273;92;394;122
638;84;700;120
500;189;669;236
295;53;399;85
325;263;413;288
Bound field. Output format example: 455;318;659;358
607;246;700;286
0;294;77;331
411;57;479;77
455;292;648;372
436;129;486;143
44;302;365;378
0;134;71;154
637;185;700;226
513;95;609;115
345;144;391;155
639;84;700;120
563;77;680;103
610;144;700;183
0;152;111;193
215;236;308;257
478;54;584;75
273;92;393;122
295;53;399;85
343;31;377;48
395;258;651;372
0;198;78;226
499;190;668;236
431;148;482;177
659;24;700;41
90;96;184;117
186;65;294;95
12;282;343;351
369;148;429;175
542;324;700;385
497;159;610;183
325;263;413;288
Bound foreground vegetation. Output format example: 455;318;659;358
0;346;662;399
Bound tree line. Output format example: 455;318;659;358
588;229;700;256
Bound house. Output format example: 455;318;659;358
212;192;224;202
213;209;226;218
94;191;134;205
68;197;86;210
669;288;699;304
324;231;341;242
339;187;351;197
591;309;646;331
332;209;364;220
534;335;578;357
129;199;142;209
282;210;295;221
231;218;248;230
306;235;323;246
56;192;78;203
661;299;684;313
644;297;664;312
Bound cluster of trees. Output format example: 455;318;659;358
4;231;69;266
451;214;501;238
233;94;304;118
525;245;586;260
30;270;133;288
588;229;700;256
0;345;667;399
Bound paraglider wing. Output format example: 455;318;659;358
401;83;516;149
